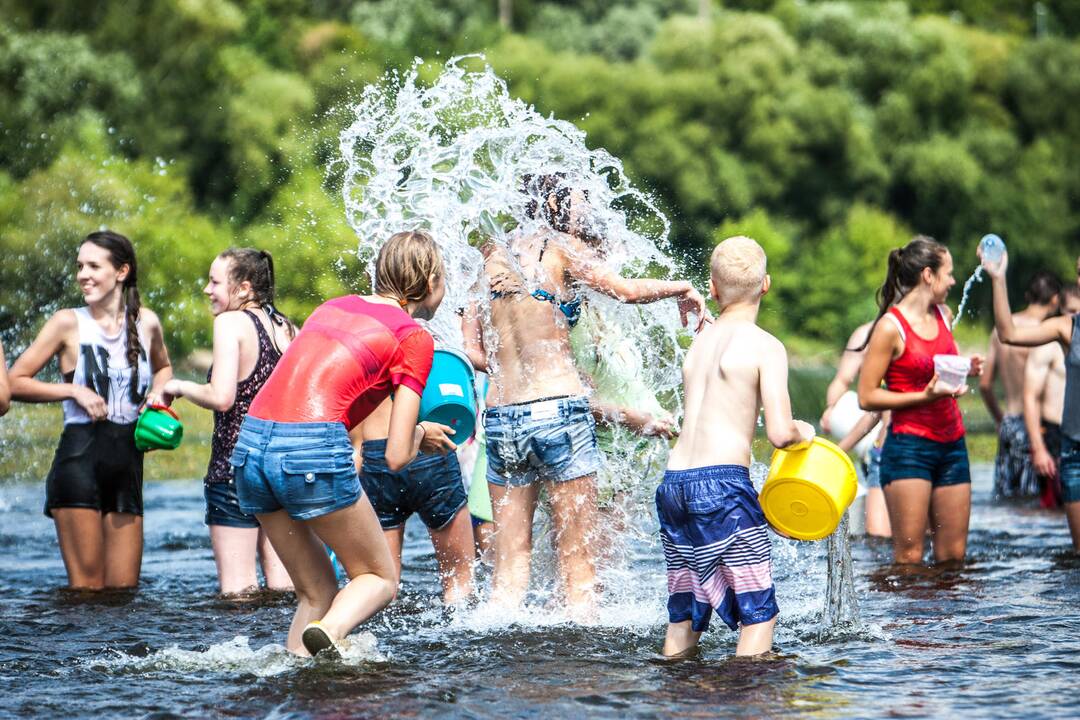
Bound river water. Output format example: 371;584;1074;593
1;465;1076;719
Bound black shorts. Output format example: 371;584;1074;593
44;422;144;517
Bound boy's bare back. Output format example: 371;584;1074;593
667;236;811;472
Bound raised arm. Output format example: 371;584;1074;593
562;238;709;330
759;336;815;449
984;252;1070;348
0;339;10;417
1023;345;1057;479
979;330;1003;426
163;313;241;412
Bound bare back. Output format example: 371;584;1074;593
1033;343;1067;424
482;233;586;406
668;320;772;470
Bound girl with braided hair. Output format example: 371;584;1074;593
161;248;295;595
10;231;172;589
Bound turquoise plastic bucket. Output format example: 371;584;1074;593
419;348;477;441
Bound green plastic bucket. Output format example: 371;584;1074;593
134;404;184;452
419;348;477;441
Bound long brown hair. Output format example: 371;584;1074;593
81;230;144;402
853;235;948;351
218;247;295;338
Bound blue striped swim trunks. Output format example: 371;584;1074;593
655;464;778;632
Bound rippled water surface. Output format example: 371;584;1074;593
1;467;1077;719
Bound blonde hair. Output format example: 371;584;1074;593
374;230;444;306
711;235;767;306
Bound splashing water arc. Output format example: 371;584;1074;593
338;56;693;503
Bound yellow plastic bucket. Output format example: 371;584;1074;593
759;437;857;541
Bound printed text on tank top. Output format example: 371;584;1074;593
883;305;965;443
61;307;151;425
205;309;282;484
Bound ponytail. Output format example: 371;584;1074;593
82;230;144;403
853;235;947;351
219;247;296;339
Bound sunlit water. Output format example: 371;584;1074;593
2;466;1077;718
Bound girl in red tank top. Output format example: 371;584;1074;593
856;237;983;567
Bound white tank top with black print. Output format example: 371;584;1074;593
61;307;151;425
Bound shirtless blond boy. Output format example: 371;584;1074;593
659;236;814;658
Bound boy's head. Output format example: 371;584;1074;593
1062;283;1080;315
709;235;769;308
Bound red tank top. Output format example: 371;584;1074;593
248;296;434;429
884;306;965;443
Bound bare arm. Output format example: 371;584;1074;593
836;409;882;453
562;238;709;330
759;337;815;448
163;313;241;412
9;311;107;420
590;400;676;439
984;253;1070;347
857;318;959;411
141;309;174;407
821;325;870;431
461;301;489;373
0;339;10;417
1023;346;1056;478
978;330;1003;425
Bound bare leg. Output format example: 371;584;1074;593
883;479;932;564
489;481;540;608
382;525;405;586
52;508;105;590
736;617;777;656
428;508;476;604
306;496;398;644
257;528;293;591
662;620;702;657
547;474;599;617
208;525;259;595
1063;501;1080;552
929;483;971;562
256;509;339;655
864;487;892;538
473;520;495;565
102;512;142;588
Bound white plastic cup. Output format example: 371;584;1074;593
933;354;970;391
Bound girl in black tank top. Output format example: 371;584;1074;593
160;249;296;594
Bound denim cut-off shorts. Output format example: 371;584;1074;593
360;438;468;530
879;430;970;488
1060;435;1080;504
484;395;602;487
231;416;361;521
204;480;260;529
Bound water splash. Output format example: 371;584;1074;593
953;266;983;328
820;511;860;631
338;55;690;502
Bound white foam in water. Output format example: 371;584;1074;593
94;633;384;676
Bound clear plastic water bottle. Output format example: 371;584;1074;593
979;233;1005;264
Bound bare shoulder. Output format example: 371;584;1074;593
49;308;79;332
138;306;162;329
748;325;787;359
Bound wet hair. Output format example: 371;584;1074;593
522;173;587;235
81;230;143;403
1025;270;1061;306
218;247;295;339
711;236;767;307
374;230;444;307
854;235;949;351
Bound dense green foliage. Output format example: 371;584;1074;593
1;0;1078;358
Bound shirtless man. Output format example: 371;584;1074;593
658;236;814;657
980;272;1061;498
1024;284;1080;507
463;174;708;617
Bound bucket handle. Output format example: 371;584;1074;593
146;403;179;420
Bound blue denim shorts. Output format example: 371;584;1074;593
484;395;602;487
879;430;970;488
204;480;259;529
1060;435;1080;504
359;439;468;530
863;446;883;490
231;417;361;521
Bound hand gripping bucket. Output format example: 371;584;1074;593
759;437;857;541
134;404;184;452
419;348;477;441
